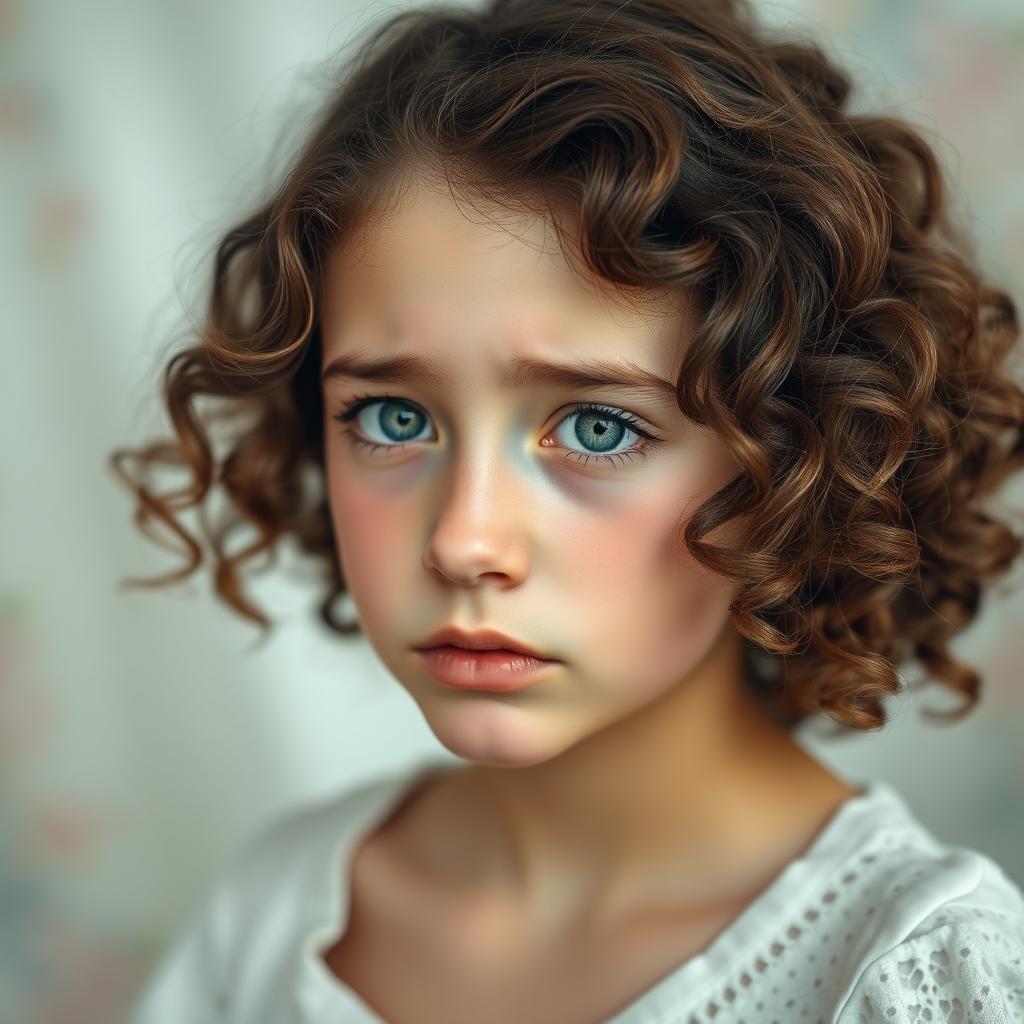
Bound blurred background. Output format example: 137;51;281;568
2;0;1023;1020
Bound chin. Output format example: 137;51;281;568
418;701;576;769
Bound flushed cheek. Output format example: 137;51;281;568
328;477;412;623
640;499;739;679
555;492;730;688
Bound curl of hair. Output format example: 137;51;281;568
109;0;1024;735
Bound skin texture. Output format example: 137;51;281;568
318;176;859;950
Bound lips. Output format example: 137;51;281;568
415;645;560;692
413;625;557;662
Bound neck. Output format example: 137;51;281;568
399;624;856;936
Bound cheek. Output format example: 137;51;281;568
327;469;409;621
555;472;737;690
563;508;713;631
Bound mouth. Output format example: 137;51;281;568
414;645;560;692
413;627;557;663
417;643;554;659
420;643;553;659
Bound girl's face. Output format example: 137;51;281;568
319;180;745;768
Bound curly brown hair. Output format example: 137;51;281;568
109;0;1024;735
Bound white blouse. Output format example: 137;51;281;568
127;759;1024;1023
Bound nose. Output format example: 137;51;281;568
421;441;530;588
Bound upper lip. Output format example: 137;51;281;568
414;626;556;661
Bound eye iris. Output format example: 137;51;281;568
380;401;424;441
575;410;626;453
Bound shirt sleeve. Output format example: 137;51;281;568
123;857;244;1024
124;899;232;1024
835;911;1024;1023
122;804;320;1024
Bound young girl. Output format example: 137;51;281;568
115;0;1024;1021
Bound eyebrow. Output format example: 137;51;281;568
320;351;679;405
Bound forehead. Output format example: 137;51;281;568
319;180;697;381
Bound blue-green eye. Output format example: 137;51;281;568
331;394;661;468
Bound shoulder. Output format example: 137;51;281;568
803;782;1024;1022
835;884;1024;1019
127;769;411;1023
192;767;413;938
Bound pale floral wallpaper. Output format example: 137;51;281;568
1;0;1022;1021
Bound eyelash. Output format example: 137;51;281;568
330;393;662;468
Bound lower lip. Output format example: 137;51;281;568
415;645;559;692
